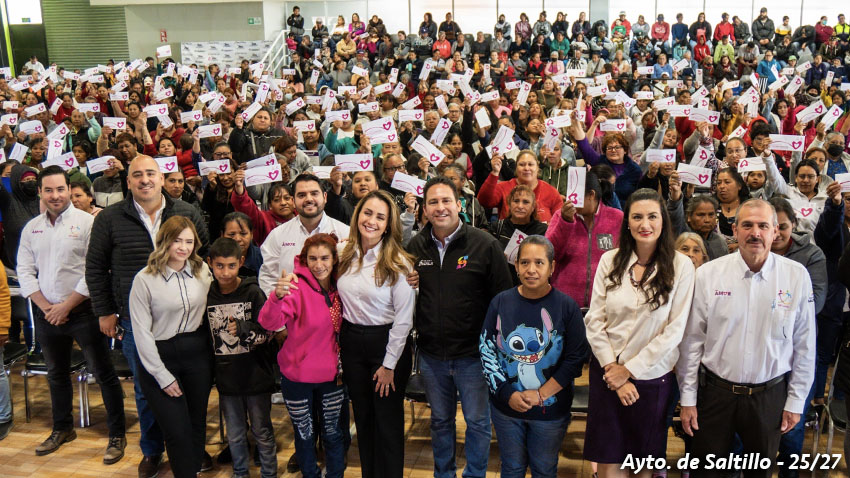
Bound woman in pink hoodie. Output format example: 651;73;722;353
258;233;345;478
545;171;623;308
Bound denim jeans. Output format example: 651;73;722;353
0;346;11;423
279;374;346;478
120;317;165;457
490;405;569;478
220;394;278;478
35;306;125;436
419;354;491;478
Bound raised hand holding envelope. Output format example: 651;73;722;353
390;172;426;197
835;173;850;193
246;154;278;169
645;149;677;163
599;120;627;132
244;164;283;187
86;156;113;174
198;160;232;176
737;157;767;173
335;154;374;172
155;156;178;173
566;167;586;208
768;134;805;152
677;163;713;187
411;136;446;166
197;124;223;139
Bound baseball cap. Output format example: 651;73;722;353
619;11;627;16
788;55;797;61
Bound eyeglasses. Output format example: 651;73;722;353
383;165;405;172
605;145;624;151
213;152;232;159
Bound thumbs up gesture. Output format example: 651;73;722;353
274;268;299;300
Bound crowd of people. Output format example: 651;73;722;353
1;4;850;478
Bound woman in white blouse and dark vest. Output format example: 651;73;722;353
582;188;695;478
337;190;416;478
129;216;214;478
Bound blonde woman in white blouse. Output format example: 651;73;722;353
129;216;213;478
582;188;695;478
337;190;416;478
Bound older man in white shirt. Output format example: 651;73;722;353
677;198;816;478
17;166;126;462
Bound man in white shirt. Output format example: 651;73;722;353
17;166;126;462
677;199;816;478
259;173;349;294
23;55;45;75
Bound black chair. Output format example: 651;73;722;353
3;342;27;417
817;352;847;461
404;331;427;437
20;298;90;426
570;384;589;418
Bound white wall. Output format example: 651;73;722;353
263;1;287;40
125;2;266;60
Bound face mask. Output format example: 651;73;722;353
21;181;37;196
823;20;828;25
284;93;293;102
827;144;844;157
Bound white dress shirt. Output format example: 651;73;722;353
134;196;166;243
676;252;816;414
129;262;213;388
336;241;415;369
259;212;349;294
17;205;93;304
584;250;695;380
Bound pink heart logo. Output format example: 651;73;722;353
523;84;530;91
616;123;624;130
516;234;525;244
359;160;371;169
834;109;842;117
307;123;314;130
415;185;424;195
546;119;554;126
382;121;392;130
117;121;125;128
387;134;396;141
341;113;349;120
815;106;823;114
739;160;749;168
791;141;802;150
568;193;578;203
266;158;275;165
665;154;674;161
441;122;449;129
601;87;608;94
415;113;422;120
700;151;708;160
708;115;717;122
800;207;813;217
213;127;221;135
165;162;175;171
550;129;558;137
268;170;279;180
684;109;691;115
218;164;228;172
65;157;74;167
698;174;709;184
429;153;440;162
492;146;499;154
34;125;42;132
506;142;514;150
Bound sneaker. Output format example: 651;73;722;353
103;436;127;464
216;444;232;465
0;420;12;441
200;451;214;472
271;392;284;404
35;429;76;456
138;454;162;478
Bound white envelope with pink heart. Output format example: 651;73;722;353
677;163;712;187
144;104;169;118
197;124;223;139
411;136;445;166
398;109;425;122
363;117;396;136
244;164;283;187
103;117;127;130
690;146;714;168
586;85;609;97
599;119;627;132
19;120;44;135
325;109;351;122
645;149;677;163
335;154;374;172
503;228;527;265
24;103;46;117
197;160;232;175
768;134;805;152
390;172;426;198
821;105;843;129
836;173;850;192
246;153;278;169
180;110;204;124
737;157;766;173
795;100;826;123
155;156;178;173
1;114;18;127
86;156;114;174
566;167;586;208
688;109;720;125
545;115;571;129
294;120;317;132
44;152;78;171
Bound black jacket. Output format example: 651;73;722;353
228;126;287;165
817;198;849;320
86;193;210;320
489;218;549;285
0;164;39;268
406;222;512;360
206;276;277;396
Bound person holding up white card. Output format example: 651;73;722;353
807;122;850;180
228;107;285;164
763;153;828;239
478;151;564;223
488;184;549;284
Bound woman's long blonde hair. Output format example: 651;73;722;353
144;216;204;276
338;190;415;286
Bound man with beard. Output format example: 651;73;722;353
257;173;349;294
677;199;815;478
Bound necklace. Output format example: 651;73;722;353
628;261;654;288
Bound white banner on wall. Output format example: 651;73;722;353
180;41;274;67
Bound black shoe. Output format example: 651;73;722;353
216;444;232;465
0;420;12;441
286;452;300;473
200;451;214;472
35;429;76;456
138;454;162;478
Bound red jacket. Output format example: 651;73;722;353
177;150;198;177
713;22;735;43
694;42;711;63
230;189;291;245
652;22;670;42
477;175;564;223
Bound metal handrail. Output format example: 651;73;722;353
260;29;289;79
